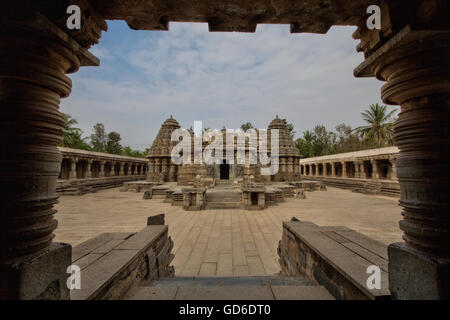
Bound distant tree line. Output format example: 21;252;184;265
62;103;395;160
295;104;396;158
60;114;149;158
240;104;396;158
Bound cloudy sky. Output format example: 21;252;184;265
60;21;397;151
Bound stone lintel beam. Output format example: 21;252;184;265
89;0;376;33
1;0;108;50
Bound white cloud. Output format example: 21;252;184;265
61;23;393;150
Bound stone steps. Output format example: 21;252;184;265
153;276;315;287
206;192;241;202
125;276;334;300
205;189;242;209
205;202;242;209
126;285;334;300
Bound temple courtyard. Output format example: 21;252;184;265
54;187;402;277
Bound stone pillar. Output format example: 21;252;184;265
331;162;336;177
280;157;287;174
287;157;294;173
389;158;398;181
69;158;78;180
341;162;347;178
371;160;379;179
161;158;169;177
169;164;176;182
148;159;154;174
155;158;161;174
85;159;93;178
258;192;265;210
99;161;105;178
183;192;191;210
356;29;450;299
354;161;360;179
119;163;124;176
0;15;102;299
196;191;204;210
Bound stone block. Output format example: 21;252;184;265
126;287;178;300
147;214;165;225
115;226;167;251
388;242;450;300
143;190;152;199
175;286;275;300
279;221;390;300
0;243;72;300
271;285;334;300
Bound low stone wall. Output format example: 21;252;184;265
57;175;146;195
300;147;400;197
71;225;174;300
278;221;390;300
307;176;400;197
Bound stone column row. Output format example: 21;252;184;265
301;158;398;180
61;157;146;180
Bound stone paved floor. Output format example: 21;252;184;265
54;187;402;277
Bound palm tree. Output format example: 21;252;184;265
355;104;396;147
61;113;91;150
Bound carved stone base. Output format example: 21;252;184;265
0;243;71;300
388;242;450;300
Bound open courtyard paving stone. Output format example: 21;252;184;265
55;187;402;277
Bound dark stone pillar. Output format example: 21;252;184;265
0;16;99;299
356;28;450;299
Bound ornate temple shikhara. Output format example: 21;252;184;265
141;116;305;210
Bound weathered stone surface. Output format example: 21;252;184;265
115;226;167;251
71;226;175;300
278;221;390;300
147;214;165;226
125;286;178;300
388;242;450;300
0;243;71;300
89;0;372;34
72;233;131;261
175;286;274;300
271;285;334;300
143;191;153;200
92;240;125;254
71;248;139;300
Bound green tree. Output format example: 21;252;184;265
312;125;336;156
122;146;147;158
355;104;396;147
240;122;254;132
295;130;314;158
105;131;122;155
334;123;362;154
90;123;106;152
61;113;91;150
282;119;296;138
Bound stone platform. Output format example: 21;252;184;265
55;187;402;278
57;175;146;195
278;221;391;300
71;225;174;300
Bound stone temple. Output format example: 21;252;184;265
1;0;448;301
137;115;303;210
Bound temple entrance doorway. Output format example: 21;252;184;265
220;161;230;180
